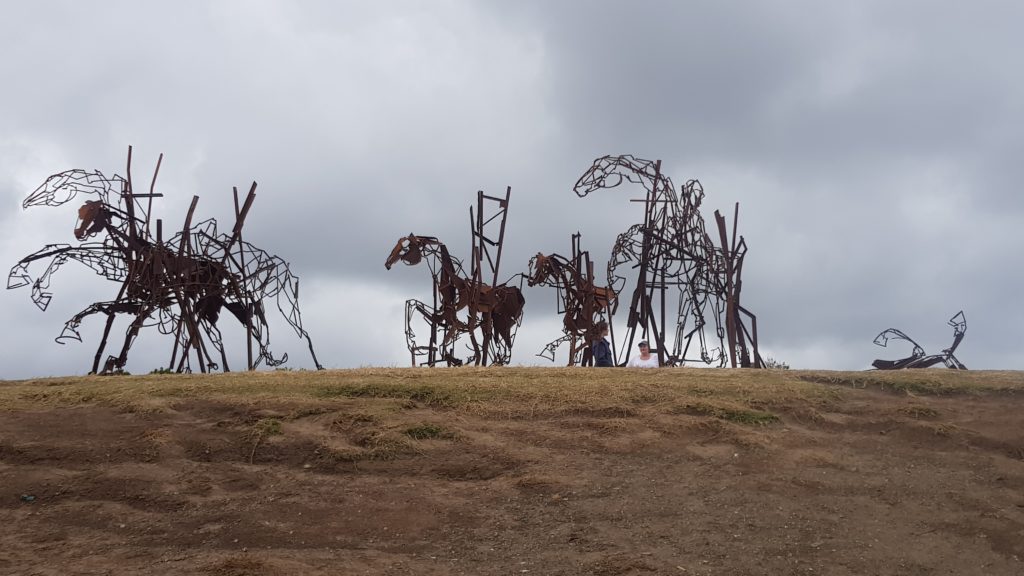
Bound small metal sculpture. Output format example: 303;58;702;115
871;311;967;369
8;147;323;374
385;188;524;366
572;154;763;367
527;233;616;365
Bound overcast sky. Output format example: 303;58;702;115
1;0;1021;379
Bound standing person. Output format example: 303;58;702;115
592;321;614;367
627;340;660;368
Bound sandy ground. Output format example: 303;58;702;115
1;380;1023;575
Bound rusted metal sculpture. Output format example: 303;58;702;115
385;188;524;367
871;311;967;370
7;147;323;374
527;233;616;365
572;155;763;368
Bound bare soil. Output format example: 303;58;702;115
1;370;1023;575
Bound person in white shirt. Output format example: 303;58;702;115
626;340;660;368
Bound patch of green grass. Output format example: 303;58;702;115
403;423;455;440
312;444;363;464
247;417;283;464
680;401;781;426
312;383;464;407
878;379;957;395
253;417;282;437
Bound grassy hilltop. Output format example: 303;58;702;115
3;366;1022;414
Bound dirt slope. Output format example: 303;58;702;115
1;368;1022;575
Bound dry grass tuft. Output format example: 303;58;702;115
676;401;781;426
402;423;456;440
350;429;418;460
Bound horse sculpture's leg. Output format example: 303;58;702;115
177;294;216;373
168;315;186;372
203;319;230;372
50;296;137;374
86;279;132;374
92;309;120;374
102;303;156;374
480;313;493;367
405;298;444;367
305;337;322;370
495;288;524;365
273;269;323;370
581;344;594;367
467;320;482;366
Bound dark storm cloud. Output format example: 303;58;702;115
1;1;1022;377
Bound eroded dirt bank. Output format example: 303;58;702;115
1;371;1023;575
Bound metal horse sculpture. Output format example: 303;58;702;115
7;148;323;374
386;234;473;365
386;234;524;366
871;311;967;370
385;188;524;367
573;154;763;368
527;233;616;366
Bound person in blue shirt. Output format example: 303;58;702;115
592;321;613;367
